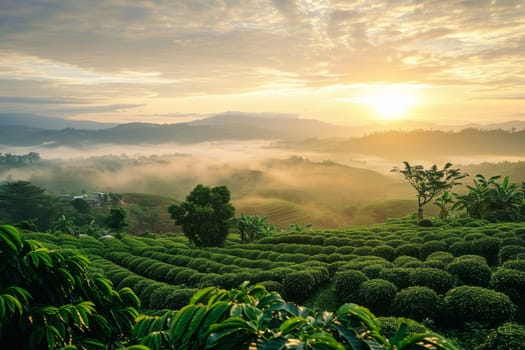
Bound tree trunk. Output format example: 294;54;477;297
418;207;424;221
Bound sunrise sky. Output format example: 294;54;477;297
1;0;524;126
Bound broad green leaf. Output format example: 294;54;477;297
280;317;307;336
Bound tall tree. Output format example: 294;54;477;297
0;181;51;228
392;162;467;220
168;184;235;247
105;208;128;233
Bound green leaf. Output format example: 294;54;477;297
280;317;307;336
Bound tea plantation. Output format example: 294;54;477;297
17;217;525;349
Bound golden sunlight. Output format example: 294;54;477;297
365;87;417;120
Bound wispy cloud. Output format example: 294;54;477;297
0;0;523;124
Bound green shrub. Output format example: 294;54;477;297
395;244;420;258
392;286;442;322
420;240;447;260
378;317;428;339
499;237;525;248
501;259;525;272
447;258;492;287
499;245;525;264
164;288;198;310
449;240;472;256
409;268;454;295
362;264;385;279
258;280;285;296
402;261;425;268
358;279;397;315
393;255;421;267
386;239;405;248
471;237;500;266
353;246;373;256
371;245;395;261
379;268;411;289
418;219;433;227
478;323;525;350
333;270;368;303
282;271;316;302
490;268;525;307
464;232;486;241
445;286;514;326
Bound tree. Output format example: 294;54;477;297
168;184;235;247
454;175;524;221
0;180;54;229
0;225;140;348
105;207;128;233
71;197;91;214
392;162;467;220
228;213;276;243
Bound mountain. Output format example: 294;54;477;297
0;113;116;130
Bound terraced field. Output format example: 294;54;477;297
23;218;525;334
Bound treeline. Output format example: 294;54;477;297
285;128;525;157
0;152;40;166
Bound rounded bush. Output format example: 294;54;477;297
445;286;514;326
358;279;397;315
420;240;447;260
499;237;525;248
282;271;316;302
386;239;405;248
395;244;420;258
449;240;472;256
379;268;411;289
499;245;525;264
362;264;385;279
478;323;525;350
447;258;491;287
471;237;500;266
378;317;428;339
501;259;525;272
392;286;442;322
490;268;525;307
164;288;198;310
353;246;373;256
409;268;454;295
393;255;421;267
333;270;368;303
417;219;433;227
402;261;425;268
258;280;285;296
425;251;455;265
371;245;395;261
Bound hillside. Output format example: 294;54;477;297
20;218;525;349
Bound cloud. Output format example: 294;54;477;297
0;0;523;123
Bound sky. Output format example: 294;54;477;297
1;0;524;126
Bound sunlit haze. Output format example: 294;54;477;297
0;1;524;126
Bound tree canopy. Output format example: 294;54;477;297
392;162;467;220
168;184;235;247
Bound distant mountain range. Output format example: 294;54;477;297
0;112;524;148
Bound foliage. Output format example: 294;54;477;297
447;258;492;287
168;184;235;247
282;271;316;302
409;268;454;295
444;286;514;327
357;279;397;315
434;191;454;220
132;282;459;350
490;268;525;307
392;162;467;220
454;175;524;222
0;224;140;349
392;286;442;322
105;207;128;233
478;322;525;350
334;270;368;303
228;213;276;244
0;180;54;230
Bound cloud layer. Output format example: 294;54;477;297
1;0;524;124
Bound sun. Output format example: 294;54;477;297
365;87;417;120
